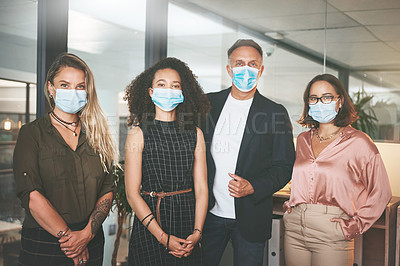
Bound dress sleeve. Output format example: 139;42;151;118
341;152;392;239
13;125;44;211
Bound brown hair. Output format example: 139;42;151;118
298;74;358;128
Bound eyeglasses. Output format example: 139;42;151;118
308;95;339;105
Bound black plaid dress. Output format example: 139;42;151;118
128;120;202;266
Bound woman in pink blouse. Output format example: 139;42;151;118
283;74;392;266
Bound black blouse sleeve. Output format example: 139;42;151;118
13;124;44;212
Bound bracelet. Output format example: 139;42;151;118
193;228;202;235
141;213;153;223
193;228;202;240
56;228;70;238
158;232;165;244
145;216;155;229
166;234;170;250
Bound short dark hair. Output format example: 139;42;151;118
298;74;358;128
227;39;263;59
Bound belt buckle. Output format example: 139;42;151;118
149;191;156;197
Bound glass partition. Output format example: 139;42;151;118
167;2;337;137
349;72;400;142
68;0;146;158
0;1;37;263
68;1;146;264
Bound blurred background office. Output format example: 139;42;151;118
1;0;400;265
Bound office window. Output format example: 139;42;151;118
167;2;337;136
0;0;37;263
262;47;337;136
0;0;37;83
68;0;146;158
0;79;36;223
349;73;400;142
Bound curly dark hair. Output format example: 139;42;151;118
298;74;358;128
124;57;211;130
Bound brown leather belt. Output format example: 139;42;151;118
142;188;192;224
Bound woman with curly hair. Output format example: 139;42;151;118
124;57;210;265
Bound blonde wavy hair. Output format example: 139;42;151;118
44;53;118;165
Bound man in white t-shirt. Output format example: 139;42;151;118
202;39;295;266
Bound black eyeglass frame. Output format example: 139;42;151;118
308;95;340;105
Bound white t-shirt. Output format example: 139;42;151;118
210;93;253;219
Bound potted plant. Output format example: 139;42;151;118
111;161;133;266
351;89;378;137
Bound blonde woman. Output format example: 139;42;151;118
13;53;118;266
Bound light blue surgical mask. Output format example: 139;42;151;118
53;86;87;114
151;88;184;111
308;101;338;123
232;66;259;92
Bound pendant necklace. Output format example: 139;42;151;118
50;111;80;137
315;128;341;143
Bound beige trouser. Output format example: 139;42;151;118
283;203;354;266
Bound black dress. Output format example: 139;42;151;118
128;120;202;266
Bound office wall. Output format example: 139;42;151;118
376;142;400;197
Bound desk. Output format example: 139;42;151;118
0;221;22;245
272;192;400;266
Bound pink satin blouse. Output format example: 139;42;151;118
288;126;392;239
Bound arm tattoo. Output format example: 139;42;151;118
90;198;112;235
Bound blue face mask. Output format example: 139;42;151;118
232;66;259;92
308;101;338;123
151;88;184;111
54;87;87;114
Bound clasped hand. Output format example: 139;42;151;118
72;247;89;266
165;233;201;258
59;229;92;263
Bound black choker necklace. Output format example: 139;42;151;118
51;111;79;126
50;111;79;137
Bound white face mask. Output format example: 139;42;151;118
53;86;87;114
231;66;259;92
151;88;184;111
308;101;338;123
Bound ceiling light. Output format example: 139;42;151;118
3;118;12;131
264;32;284;40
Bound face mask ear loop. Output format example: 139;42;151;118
148;88;154;99
228;66;234;78
49;83;56;110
